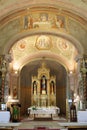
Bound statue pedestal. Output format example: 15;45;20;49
42;90;46;94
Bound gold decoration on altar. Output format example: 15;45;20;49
31;63;56;107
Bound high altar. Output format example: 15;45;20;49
31;62;56;107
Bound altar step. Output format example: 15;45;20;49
34;117;53;121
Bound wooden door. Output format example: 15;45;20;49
20;86;31;117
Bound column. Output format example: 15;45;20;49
66;70;77;121
0;54;12;111
80;57;87;109
74;56;83;110
0;55;7;103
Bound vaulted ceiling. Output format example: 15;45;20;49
0;0;87;73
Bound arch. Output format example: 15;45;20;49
3;30;83;74
4;30;83;55
0;0;87;20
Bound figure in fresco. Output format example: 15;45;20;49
24;16;28;29
28;15;33;29
35;35;51;50
40;13;48;22
39;37;46;48
56;15;65;28
51;17;57;28
57;19;63;28
24;15;33;29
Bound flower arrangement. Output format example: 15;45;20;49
31;106;37;110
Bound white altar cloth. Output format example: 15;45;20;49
30;108;56;115
0;111;10;123
77;111;87;122
28;106;60;116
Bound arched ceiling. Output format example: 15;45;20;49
0;0;87;19
10;34;78;71
0;0;87;72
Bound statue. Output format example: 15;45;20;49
50;81;54;94
33;81;37;95
41;75;47;94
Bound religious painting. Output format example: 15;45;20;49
40;13;48;22
56;37;73;58
23;15;33;29
35;35;52;50
24;15;28;29
58;38;69;51
56;15;65;28
22;12;68;32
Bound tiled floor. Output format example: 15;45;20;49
14;116;67;130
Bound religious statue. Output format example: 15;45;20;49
13;87;17;99
50;81;54;94
33;81;37;95
41;75;47;94
11;103;21;122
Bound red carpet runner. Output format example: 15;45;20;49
18;127;60;130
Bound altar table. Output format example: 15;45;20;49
28;107;60;119
0;111;10;123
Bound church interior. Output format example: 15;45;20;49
0;0;87;130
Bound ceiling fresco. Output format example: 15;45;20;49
0;5;86;55
0;0;87;73
10;34;77;71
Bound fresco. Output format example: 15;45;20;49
0;8;86;56
10;34;77;69
22;12;67;32
35;35;52;50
